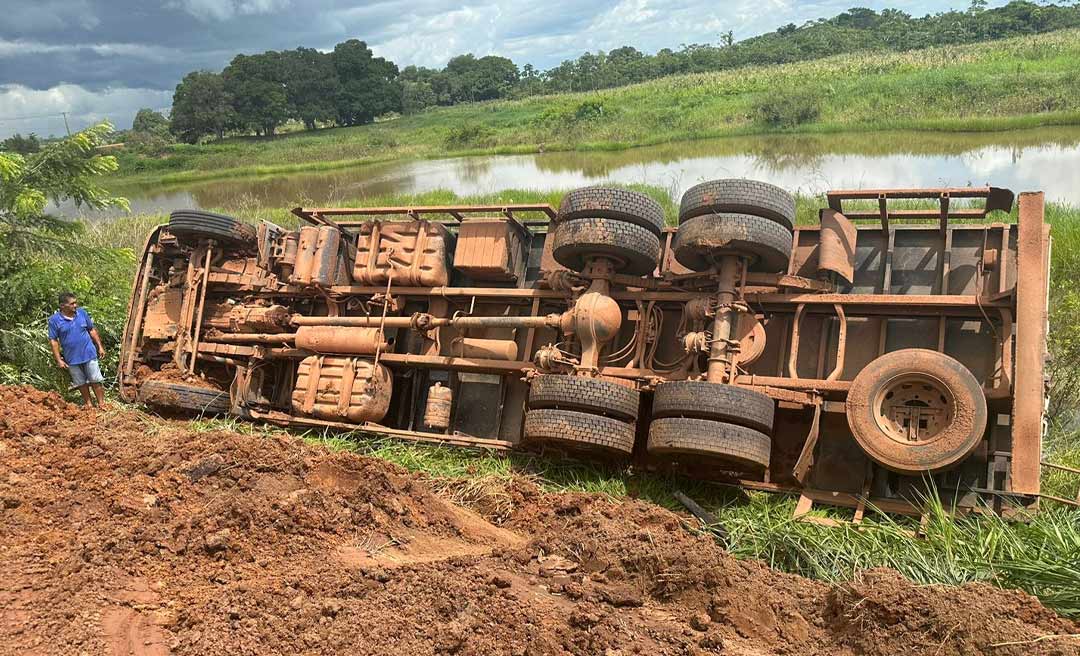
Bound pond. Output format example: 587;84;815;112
79;126;1080;220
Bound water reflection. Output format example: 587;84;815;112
75;126;1080;220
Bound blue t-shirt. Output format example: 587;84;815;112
47;308;98;366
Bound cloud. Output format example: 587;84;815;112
167;0;293;21
4;0;100;34
0;84;173;138
0;39;180;61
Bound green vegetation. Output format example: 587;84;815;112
116;29;1080;184
163;2;1080;143
0;123;132;389
1;133;41;155
527;1;1080;95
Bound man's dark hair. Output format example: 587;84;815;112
58;291;76;307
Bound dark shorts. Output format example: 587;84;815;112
68;359;104;387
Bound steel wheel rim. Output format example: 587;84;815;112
871;372;955;447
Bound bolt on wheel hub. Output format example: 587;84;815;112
872;373;955;445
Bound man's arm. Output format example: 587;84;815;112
49;338;68;369
89;327;105;358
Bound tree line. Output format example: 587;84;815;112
167;1;1080;143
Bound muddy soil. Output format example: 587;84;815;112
1;385;1077;656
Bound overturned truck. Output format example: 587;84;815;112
119;181;1053;518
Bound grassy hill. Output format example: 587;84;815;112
113;29;1080;186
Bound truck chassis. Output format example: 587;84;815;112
119;181;1054;519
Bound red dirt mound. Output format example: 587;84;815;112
0;385;1077;656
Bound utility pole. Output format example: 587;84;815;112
61;112;71;136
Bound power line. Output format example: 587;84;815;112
0;111;72;123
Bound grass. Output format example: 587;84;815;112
110;29;1080;186
64;184;1080;617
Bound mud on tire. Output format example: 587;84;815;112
679;179;796;232
557;187;667;236
523;408;636;455
528;375;640;422
845;349;987;474
648;417;771;471
139;380;231;416
673;213;792;273
651;381;773;433
169;210;257;249
552;217;661;276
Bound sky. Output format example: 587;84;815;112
0;0;1000;140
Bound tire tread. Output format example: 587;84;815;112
524;408;635;455
647;417;771;470
679;179;795;231
528;375;640;421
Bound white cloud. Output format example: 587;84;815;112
167;0;292;22
0;84;173;139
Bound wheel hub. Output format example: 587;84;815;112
872;373;954;445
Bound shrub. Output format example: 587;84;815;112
752;88;823;128
125;130;173;157
443;124;495;149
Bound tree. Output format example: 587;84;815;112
281;48;339;130
443;54;519;102
1;133;41;155
0;121;131;390
331;39;401;126
132;109;169;135
401;81;437;114
223;52;289;136
127;108;173;156
170;71;234;143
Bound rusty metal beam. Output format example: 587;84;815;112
319;285;1010;316
750;293;1010;311
292;204;557;225
247;409;513;450
1011;192;1050;495
734;374;852;393
378;352;532;374
826;186;1014;225
840;209;988;221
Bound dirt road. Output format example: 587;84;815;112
0;385;1077;655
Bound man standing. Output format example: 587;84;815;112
48;292;106;407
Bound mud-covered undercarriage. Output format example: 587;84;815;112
119;181;1052;519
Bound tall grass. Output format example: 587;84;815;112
111;29;1080;186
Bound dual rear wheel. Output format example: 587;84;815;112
549;180;799;276
523;374;775;473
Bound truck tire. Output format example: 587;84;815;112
679;179;795;232
557;187;666;236
169;210;257;248
673;213;792;273
651;381;773;433
528;375;639;422
845;349;987;474
523;408;636;455
647;417;771;471
552;217;660;276
139;380;231;416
